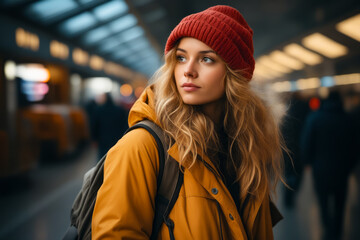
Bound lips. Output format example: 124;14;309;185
182;83;200;92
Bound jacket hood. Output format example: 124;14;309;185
128;85;159;127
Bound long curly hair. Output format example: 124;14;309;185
153;47;284;198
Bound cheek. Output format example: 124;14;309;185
174;66;182;87
209;72;226;93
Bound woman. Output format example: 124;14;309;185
92;5;284;240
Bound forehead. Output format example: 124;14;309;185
177;37;215;52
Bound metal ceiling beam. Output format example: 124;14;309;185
124;0;162;55
68;12;128;40
0;0;39;10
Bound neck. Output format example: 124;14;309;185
200;98;225;128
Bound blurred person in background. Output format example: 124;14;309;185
301;91;357;240
91;92;129;159
281;92;310;208
346;91;360;167
92;5;285;239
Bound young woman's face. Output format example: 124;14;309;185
174;37;227;108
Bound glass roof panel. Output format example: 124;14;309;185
133;53;157;66
118;26;144;43
98;37;121;53
112;47;133;59
83;26;112;45
59;12;97;36
123;54;140;64
25;0;78;21
108;14;137;33
78;0;96;3
127;37;150;51
93;0;128;21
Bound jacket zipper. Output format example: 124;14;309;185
201;158;221;179
202;157;225;240
216;201;224;240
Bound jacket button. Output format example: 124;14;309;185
211;188;218;195
229;214;234;220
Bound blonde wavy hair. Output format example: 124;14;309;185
153;47;284;199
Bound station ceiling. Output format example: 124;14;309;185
0;0;359;83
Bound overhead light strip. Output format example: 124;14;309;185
336;14;360;42
257;56;292;74
283;43;323;65
302;33;348;58
268;50;305;70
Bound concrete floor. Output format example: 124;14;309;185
0;145;359;240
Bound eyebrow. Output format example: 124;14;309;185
176;48;216;54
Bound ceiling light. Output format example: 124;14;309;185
73;48;89;66
86;77;113;94
257;56;292;74
25;0;77;21
269;50;305;70
93;1;128;21
271;81;292;92
283;43;323;65
296;77;321;90
109;14;137;33
89;55;104;71
253;63;283;80
334;73;360;85
59;12;97;36
83;27;112;45
302;33;348;58
336;14;360;42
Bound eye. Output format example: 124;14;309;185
176;55;186;62
202;57;214;63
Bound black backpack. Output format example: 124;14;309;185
63;120;183;240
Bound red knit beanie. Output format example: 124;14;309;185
165;5;255;80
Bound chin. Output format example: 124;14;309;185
181;98;206;106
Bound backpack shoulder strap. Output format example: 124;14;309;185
125;120;166;187
126;120;183;239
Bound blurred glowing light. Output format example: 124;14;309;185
318;87;330;99
296;77;321;90
16;28;39;51
16;64;50;82
321;76;335;87
4;60;16;80
283;43;323;65
120;84;133;97
336;14;360;42
257;56;292;74
302;33;348;58
309;97;321;111
50;40;69;59
269;50;305;70
253;63;283;80
134;86;145;98
70;74;82;86
87;77;113;95
21;82;49;102
73;48;89;66
271;81;292;92
104;61;135;80
334;73;360;85
89;55;105;70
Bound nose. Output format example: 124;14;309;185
184;61;198;78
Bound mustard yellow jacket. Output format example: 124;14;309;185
92;86;280;239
